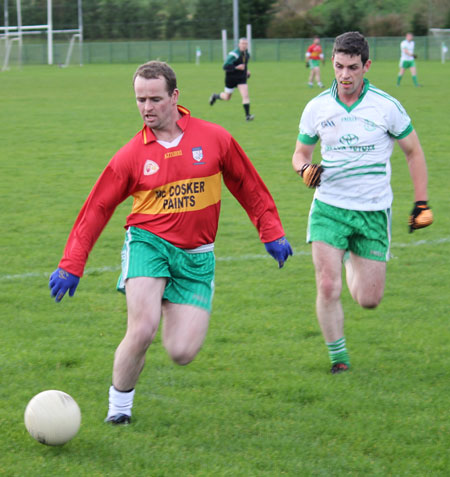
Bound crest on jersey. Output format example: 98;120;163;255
143;160;159;176
192;147;204;162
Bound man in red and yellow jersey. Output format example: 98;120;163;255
306;36;325;88
49;61;292;425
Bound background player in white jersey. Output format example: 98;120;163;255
397;32;421;87
292;31;433;374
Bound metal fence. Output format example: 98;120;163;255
1;36;445;67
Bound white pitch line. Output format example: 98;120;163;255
0;237;448;282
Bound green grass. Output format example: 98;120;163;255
0;61;449;476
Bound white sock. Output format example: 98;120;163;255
107;385;135;418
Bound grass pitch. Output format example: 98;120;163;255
0;60;449;476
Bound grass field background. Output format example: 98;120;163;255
1;60;449;476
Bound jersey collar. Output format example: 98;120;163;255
331;78;370;113
141;105;191;144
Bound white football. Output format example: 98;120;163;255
24;390;81;446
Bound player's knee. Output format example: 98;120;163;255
317;276;341;302
356;291;383;309
125;322;158;352
167;345;197;366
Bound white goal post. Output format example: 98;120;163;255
1;0;83;70
429;28;450;64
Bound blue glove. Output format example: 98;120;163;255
264;237;293;268
49;268;80;302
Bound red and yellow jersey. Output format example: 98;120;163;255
306;44;323;61
59;106;285;277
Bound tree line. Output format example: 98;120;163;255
3;0;450;40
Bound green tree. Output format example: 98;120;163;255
410;11;429;36
315;0;365;37
240;0;278;38
165;0;190;39
192;0;232;39
143;0;166;40
266;12;320;38
116;0;145;39
364;14;406;37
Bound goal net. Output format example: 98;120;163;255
0;28;82;70
1;0;83;70
429;28;450;63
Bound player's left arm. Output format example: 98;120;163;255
397;130;433;232
221;137;292;266
398;130;428;202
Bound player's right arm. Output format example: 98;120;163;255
50;163;132;302
292;140;323;188
223;51;239;72
292;139;314;173
58;165;131;277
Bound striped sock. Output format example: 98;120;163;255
412;75;419;86
326;337;350;366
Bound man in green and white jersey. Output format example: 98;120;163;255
397;32;421;87
292;31;433;374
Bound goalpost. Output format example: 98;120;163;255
429;28;450;64
1;0;83;70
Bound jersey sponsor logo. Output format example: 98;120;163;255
164;150;182;159
192;146;204;163
349;144;375;152
321;120;336;128
339;134;359;146
325;144;375;152
132;172;222;215
143;160;159;176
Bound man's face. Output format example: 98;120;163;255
134;75;178;130
332;52;371;98
238;39;248;51
313;37;320;45
406;33;413;42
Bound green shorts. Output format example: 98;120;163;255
307;199;391;261
308;59;321;68
117;227;215;311
400;60;415;69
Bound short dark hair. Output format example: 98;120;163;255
133;61;177;95
332;31;369;65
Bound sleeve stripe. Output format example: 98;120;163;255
391;123;414;139
298;133;319;144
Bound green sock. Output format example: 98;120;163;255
412;75;419;86
397;75;402;85
326;337;350;366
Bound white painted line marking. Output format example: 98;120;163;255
1;237;448;282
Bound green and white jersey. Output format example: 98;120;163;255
400;39;415;61
298;79;413;211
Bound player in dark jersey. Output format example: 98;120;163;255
209;38;254;121
49;61;292;425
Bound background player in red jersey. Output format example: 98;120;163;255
306;36;325;88
49;61;292;425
